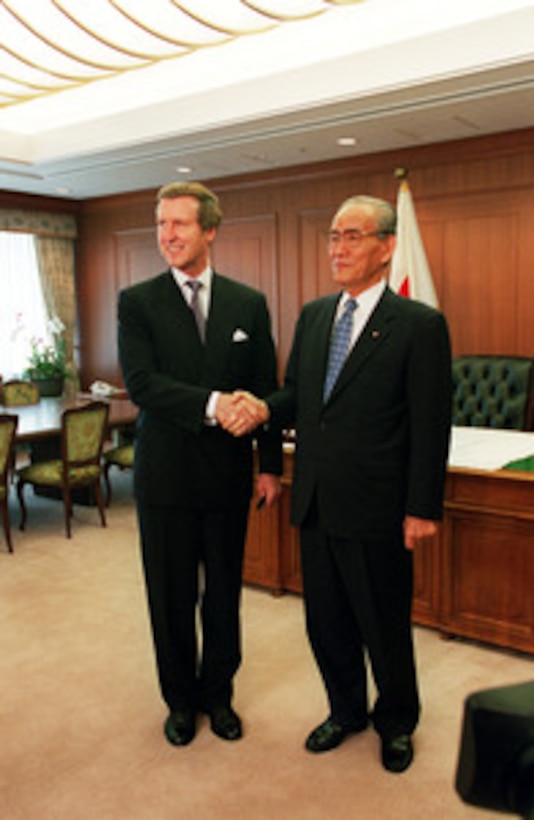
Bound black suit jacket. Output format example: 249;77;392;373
268;286;452;538
118;270;282;507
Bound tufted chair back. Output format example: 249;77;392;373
452;356;534;431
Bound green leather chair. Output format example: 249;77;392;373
452;356;534;430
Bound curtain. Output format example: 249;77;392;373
0;210;77;239
0;209;78;387
0;233;49;378
34;236;78;374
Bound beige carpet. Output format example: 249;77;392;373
1;473;532;820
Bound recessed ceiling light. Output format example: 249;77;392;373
337;137;357;147
176;166;192;174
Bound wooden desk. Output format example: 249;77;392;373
3;395;138;443
244;441;534;655
438;465;534;654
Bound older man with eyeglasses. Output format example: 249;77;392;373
225;194;452;773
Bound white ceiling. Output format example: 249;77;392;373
1;0;533;200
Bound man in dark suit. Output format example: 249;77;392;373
229;194;452;773
118;181;282;747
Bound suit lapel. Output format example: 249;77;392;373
327;288;396;399
201;274;239;378
160;270;205;362
305;295;340;404
160;269;196;324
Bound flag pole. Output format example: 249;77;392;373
389;168;439;308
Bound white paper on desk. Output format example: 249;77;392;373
448;426;534;471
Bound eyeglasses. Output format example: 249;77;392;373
327;229;389;247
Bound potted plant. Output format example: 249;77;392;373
23;317;70;397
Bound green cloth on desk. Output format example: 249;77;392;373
503;454;534;471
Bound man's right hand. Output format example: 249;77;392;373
215;391;270;437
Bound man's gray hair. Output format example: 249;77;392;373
336;195;396;236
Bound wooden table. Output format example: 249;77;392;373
2;395;138;443
3;395;138;505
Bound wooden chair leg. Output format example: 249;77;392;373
104;462;112;507
1;502;13;553
16;479;28;532
95;481;107;528
63;486;72;539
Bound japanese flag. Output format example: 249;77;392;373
390;180;438;308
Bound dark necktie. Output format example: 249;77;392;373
185;279;205;342
323;298;357;401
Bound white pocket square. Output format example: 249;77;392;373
232;328;249;342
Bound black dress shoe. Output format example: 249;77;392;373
381;734;414;773
305;716;368;753
208;705;242;741
164;709;196;746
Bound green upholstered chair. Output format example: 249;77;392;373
16;401;110;539
2;380;40;475
452;356;534;431
2;380;40;406
103;443;134;506
0;414;18;552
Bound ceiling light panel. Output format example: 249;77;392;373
243;0;340;19
55;0;182;58
112;0;231;46
0;0;363;108
0;66;63;104
1;1;139;77
171;0;277;34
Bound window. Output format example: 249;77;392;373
0;231;52;379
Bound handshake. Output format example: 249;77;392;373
215;390;270;437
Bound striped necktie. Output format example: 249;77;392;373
185;279;205;342
323;298;357;401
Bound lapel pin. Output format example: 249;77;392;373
371;330;381;339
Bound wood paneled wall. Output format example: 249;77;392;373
75;127;534;387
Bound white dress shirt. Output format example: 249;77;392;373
171;265;212;320
171;265;219;422
334;279;386;351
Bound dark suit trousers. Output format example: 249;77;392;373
300;511;420;738
136;500;249;712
